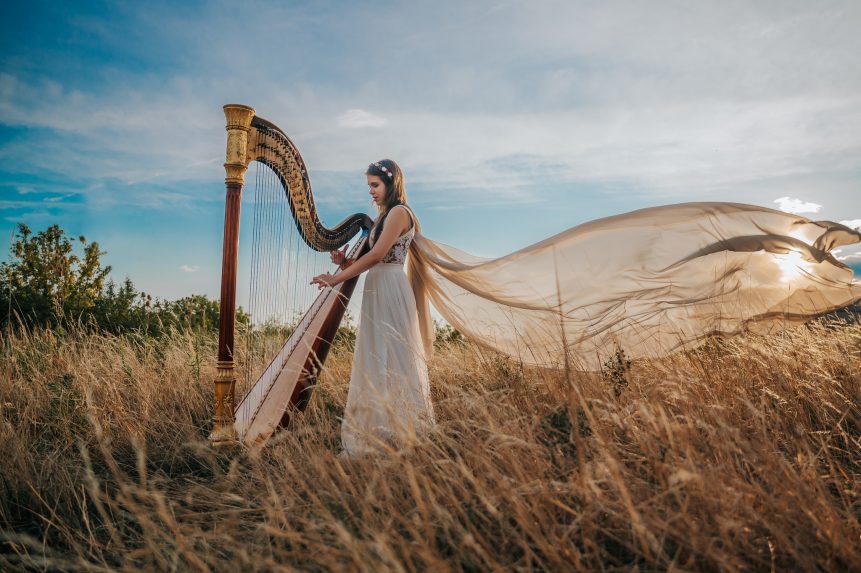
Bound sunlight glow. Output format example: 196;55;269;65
774;249;812;281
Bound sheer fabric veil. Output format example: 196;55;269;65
405;202;861;370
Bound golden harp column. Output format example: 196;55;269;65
210;103;255;443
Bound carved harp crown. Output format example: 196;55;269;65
211;104;373;446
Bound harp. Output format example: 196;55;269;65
210;104;373;446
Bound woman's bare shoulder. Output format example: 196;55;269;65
390;204;415;227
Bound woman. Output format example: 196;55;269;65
311;159;435;457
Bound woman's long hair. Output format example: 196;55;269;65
366;159;407;242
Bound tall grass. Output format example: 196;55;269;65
1;320;860;571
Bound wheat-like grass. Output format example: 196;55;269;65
1;320;859;571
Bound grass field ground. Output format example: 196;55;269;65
1;319;860;571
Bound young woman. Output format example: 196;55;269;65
311;159;435;457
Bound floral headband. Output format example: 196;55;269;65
371;161;394;179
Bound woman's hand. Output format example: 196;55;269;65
330;245;349;267
311;272;339;289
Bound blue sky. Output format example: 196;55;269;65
2;0;860;311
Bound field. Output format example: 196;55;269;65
1;320;860;572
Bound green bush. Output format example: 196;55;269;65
0;223;248;336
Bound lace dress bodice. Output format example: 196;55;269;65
369;206;415;264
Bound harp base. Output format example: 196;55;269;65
209;426;238;444
209;360;238;444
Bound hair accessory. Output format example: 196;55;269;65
372;161;394;179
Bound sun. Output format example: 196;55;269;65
774;248;814;282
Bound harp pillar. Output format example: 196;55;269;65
210;104;255;444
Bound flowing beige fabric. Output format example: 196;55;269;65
405;202;861;371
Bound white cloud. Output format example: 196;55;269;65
2;1;861;216
836;251;861;262
336;109;388;129
179;264;199;273
773;196;822;214
839;219;861;230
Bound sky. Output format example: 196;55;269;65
1;0;860;314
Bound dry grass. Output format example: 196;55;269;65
1;320;860;572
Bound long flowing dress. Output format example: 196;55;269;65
341;205;436;457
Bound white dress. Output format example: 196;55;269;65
341;205;436;457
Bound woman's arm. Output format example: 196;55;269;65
311;207;410;288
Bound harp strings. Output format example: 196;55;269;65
238;158;339;413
